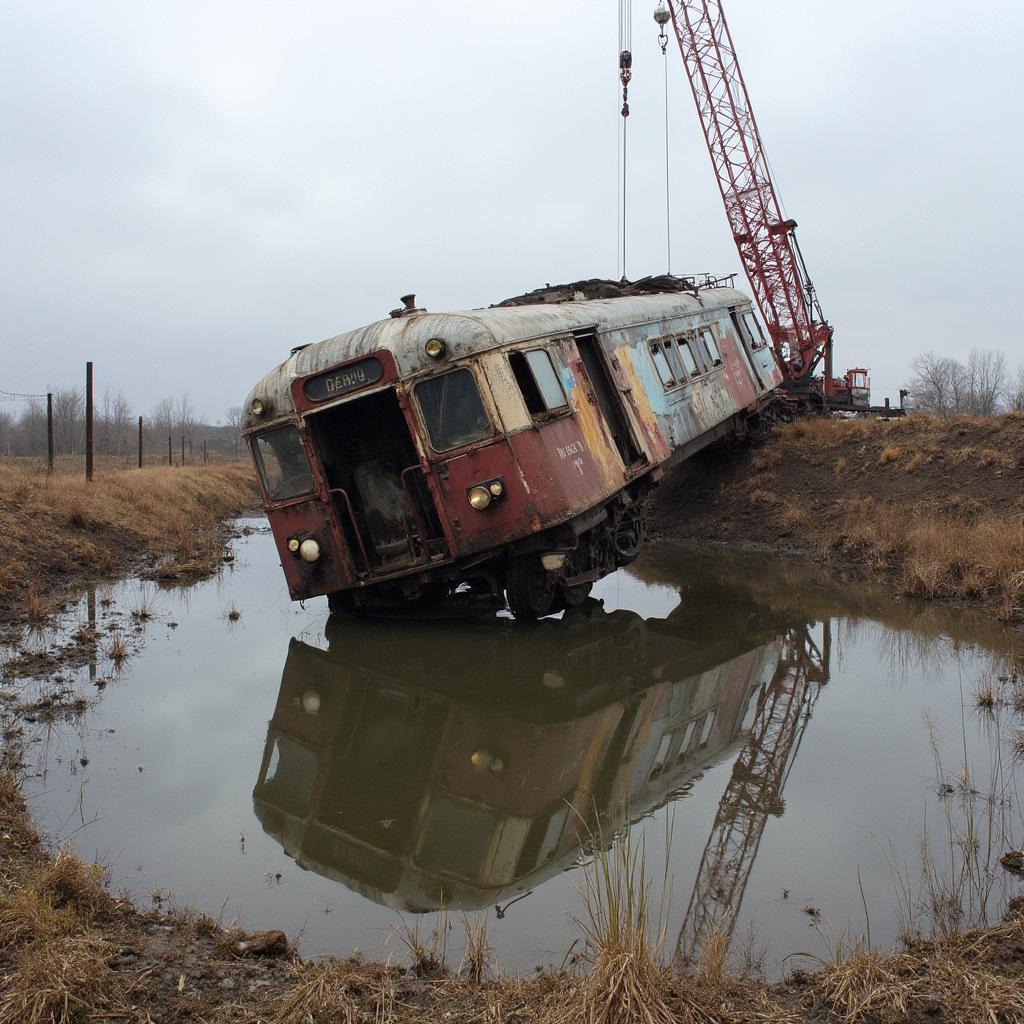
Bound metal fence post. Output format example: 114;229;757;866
168;435;172;466
138;416;143;468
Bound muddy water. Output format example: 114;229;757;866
3;524;1022;976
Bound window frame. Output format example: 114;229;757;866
413;366;495;454
741;310;768;350
508;347;569;421
251;423;315;504
675;336;701;380
649;342;676;388
699;328;723;367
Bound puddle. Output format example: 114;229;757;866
2;524;1022;976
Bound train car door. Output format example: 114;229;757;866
572;331;644;467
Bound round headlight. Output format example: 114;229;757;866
250;397;267;416
287;537;300;553
488;480;504;497
425;338;446;358
468;486;492;510
299;538;321;562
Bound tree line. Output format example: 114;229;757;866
0;389;244;458
907;349;1024;417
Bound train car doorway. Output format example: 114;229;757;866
573;330;643;467
308;390;444;571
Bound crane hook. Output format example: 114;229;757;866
654;1;670;54
619;49;632;117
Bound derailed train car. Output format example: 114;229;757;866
242;278;781;618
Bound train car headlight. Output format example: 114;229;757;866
287;537;300;553
249;397;269;416
488;480;504;497
299;538;321;562
468;486;491;510
425;338;446;358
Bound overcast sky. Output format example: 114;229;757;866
2;0;1022;420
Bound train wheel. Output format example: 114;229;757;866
506;555;556;620
614;502;647;564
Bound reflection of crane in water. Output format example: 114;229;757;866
675;622;830;966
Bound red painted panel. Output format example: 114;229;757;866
267;499;353;598
291;351;399;415
438;415;624;557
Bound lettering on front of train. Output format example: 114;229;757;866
245;293;779;619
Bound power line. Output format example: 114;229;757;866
0;389;48;402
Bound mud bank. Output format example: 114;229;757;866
0;462;257;628
650;413;1024;622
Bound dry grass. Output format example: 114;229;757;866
459;914;493;983
750;488;778;506
905;452;924;473
0;934;118;1024
106;632;129;665
271;958;401;1024
544;822;675;1024
830;503;1024;620
0;462;255;620
806;919;1024;1024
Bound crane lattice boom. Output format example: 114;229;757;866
666;1;832;388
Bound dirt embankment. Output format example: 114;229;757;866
0;462;258;627
650;413;1024;621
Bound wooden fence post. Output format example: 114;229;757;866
138;416;143;468
85;361;94;481
46;393;54;474
168;435;172;466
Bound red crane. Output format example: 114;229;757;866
659;1;867;410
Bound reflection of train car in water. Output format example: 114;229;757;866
242;278;781;617
253;587;799;913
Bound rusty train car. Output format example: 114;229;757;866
242;278;781;618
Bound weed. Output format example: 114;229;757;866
548;816;675;1024
24;591;48;628
905;452;924;474
879;445;900;465
459;913;492;983
395;910;451;977
749;488;778;506
107;632;129;664
973;682;997;712
226;603;242;622
834;455;848;476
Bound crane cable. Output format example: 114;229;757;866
655;1;671;275
618;0;632;281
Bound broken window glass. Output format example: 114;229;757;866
415;369;492;451
650;344;675;387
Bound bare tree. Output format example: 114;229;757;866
226;406;244;437
1007;365;1024;413
174;394;197;440
52;388;84;454
908;352;959;416
0;408;13;454
965;348;1007;416
150;397;176;438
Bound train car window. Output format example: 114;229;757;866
700;329;722;366
650;343;675;387
415;369;492;451
742;311;768;349
676;338;700;378
253;425;314;501
509;350;568;416
663;339;686;380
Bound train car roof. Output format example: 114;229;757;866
243;285;752;428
